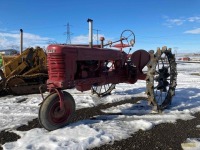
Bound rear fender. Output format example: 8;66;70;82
131;49;150;73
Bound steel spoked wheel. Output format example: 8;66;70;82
39;91;75;131
91;60;116;97
91;83;115;97
146;46;177;111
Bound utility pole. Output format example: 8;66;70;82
64;23;72;44
174;47;178;56
93;29;101;45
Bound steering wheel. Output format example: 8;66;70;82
120;29;136;47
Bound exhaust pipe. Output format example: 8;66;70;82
87;19;93;48
20;29;23;54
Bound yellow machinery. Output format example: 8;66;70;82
0;47;48;95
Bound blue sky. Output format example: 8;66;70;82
0;0;200;53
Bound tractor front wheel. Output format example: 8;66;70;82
39;91;75;131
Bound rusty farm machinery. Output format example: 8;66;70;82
38;19;177;131
0;47;48;95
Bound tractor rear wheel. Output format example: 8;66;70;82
146;46;177;111
39;91;75;131
91;83;115;97
91;60;116;97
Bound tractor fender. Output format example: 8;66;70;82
131;49;150;73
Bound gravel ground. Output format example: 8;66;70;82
1;97;200;150
92;112;200;150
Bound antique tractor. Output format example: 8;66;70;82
39;19;177;131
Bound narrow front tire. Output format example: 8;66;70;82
39;91;75;131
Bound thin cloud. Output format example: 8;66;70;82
188;16;200;22
168;18;185;26
163;16;200;27
0;31;53;50
163;16;185;27
71;34;106;44
71;35;88;44
184;28;200;34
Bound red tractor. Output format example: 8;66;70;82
39;19;177;131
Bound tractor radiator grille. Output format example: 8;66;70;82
47;53;65;81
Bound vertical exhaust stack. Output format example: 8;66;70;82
87;19;93;48
20;29;23;54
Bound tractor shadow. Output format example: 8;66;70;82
112;87;146;96
16;87;200;131
15;95;149;132
70;87;200;127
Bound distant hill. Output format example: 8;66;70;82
0;49;19;55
